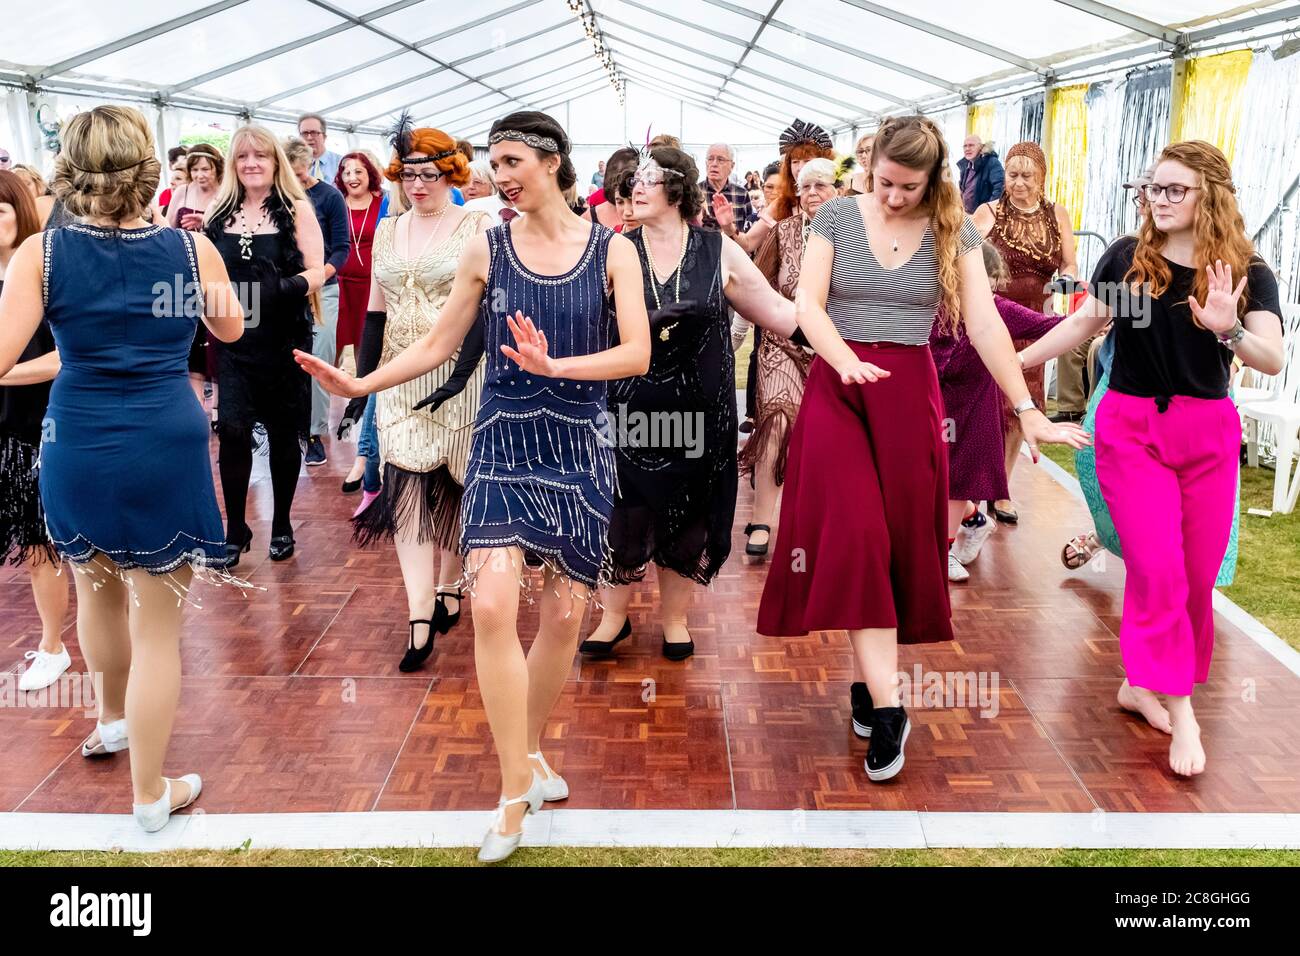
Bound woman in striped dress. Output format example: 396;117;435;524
757;115;1087;784
296;111;650;863
351;122;490;673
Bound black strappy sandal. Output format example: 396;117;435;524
744;522;771;558
399;618;437;672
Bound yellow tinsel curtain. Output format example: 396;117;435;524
1173;48;1253;162
1046;84;1088;229
967;103;995;142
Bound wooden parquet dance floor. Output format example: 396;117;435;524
4;406;1300;820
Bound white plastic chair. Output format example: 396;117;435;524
1239;304;1300;513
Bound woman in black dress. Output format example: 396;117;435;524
206;126;325;565
578;147;797;660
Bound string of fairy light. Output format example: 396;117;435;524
565;0;625;105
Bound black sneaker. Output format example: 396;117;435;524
305;436;327;466
864;706;911;782
850;682;873;739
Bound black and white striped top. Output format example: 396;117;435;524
809;196;983;345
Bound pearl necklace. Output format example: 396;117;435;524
236;202;270;260
642;221;690;342
402;202;450;261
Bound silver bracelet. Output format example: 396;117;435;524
1012;397;1037;417
1217;320;1246;351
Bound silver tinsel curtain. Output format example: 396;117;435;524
1114;64;1172;237
1078;79;1125;275
1019;92;1044;144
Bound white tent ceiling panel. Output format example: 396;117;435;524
340;71;484;124
321;0;401;16
652;0;765;38
740;49;897;114
755;28;951;100
780;0;1012;82
72;1;340;90
364;1;513;39
0;0;216;69
451;28;585;78
601;5;749;61
893;0;1129;61
283;50;430;114
479;45;591;89
190;29;401;102
419;8;572;62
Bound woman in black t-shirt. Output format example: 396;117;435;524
1021;141;1284;778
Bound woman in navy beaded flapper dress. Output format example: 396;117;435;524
0;107;248;831
297;111;650;863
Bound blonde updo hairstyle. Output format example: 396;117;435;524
50;105;161;222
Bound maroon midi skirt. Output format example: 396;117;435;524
756;341;953;644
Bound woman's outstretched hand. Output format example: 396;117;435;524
833;358;891;385
293;349;366;398
1188;259;1247;334
1019;409;1092;463
500;311;561;377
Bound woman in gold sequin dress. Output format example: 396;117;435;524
352;123;490;671
973;140;1078;522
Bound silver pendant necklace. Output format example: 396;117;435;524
237;202;270;260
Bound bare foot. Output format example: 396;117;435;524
1117;679;1172;734
663;621;692;644
1169;718;1206;777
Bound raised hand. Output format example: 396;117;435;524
834;359;891;385
500;311;560;377
711;191;735;233
1188;259;1247;334
293;348;366;398
1019;410;1091;463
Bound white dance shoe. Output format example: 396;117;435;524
529;751;569;801
477;771;546;864
81;718;129;757
19;647;71;691
133;775;203;833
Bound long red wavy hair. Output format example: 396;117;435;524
1124;140;1254;324
770;141;834;222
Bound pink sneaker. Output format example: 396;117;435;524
352;489;381;519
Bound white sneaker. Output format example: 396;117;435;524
947;551;970;582
952;516;996;566
478;771;545;864
18;647;71;691
529;751;569;801
133;774;202;833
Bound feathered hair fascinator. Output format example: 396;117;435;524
779;118;832;155
833;154;856;183
385;110;416;163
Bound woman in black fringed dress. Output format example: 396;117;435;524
578;147;797;661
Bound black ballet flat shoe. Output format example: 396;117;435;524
341;476;363;494
744;522;771;558
578;617;632;657
661;632;695;662
988;500;1019;525
268;534;295;561
399;618;436;672
432;587;463;635
221;524;253;570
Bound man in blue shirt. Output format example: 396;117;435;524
298;113;342;186
286;137;349;465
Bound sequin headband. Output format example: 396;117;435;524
634;159;685;183
399;149;457;165
489;129;564;153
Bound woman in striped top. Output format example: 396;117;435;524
757;115;1088;783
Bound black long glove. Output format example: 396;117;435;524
337;310;387;440
412;320;485;414
250;258;309;306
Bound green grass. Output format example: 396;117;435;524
1038;406;1300;651
3;847;1298;867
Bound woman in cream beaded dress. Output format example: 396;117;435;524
352;119;490;672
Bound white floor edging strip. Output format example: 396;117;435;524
3;809;1298;852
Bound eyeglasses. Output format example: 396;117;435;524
399;170;444;183
1139;183;1199;203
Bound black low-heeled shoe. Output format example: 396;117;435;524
989;501;1019;525
341;476;363;494
578;617;632;656
661;633;695;661
268;534;295;561
432;587;463;635
744;522;771;557
222;524;253;569
399;618;436;672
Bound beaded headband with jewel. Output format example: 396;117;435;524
779;118;832;155
489;129;563;153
